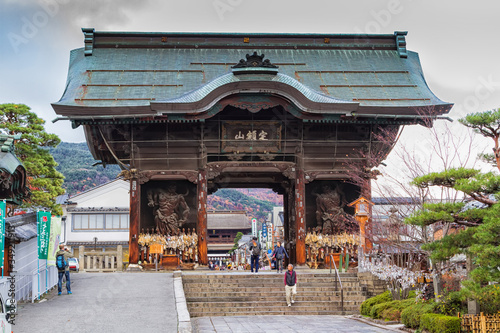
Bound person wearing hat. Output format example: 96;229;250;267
248;237;261;274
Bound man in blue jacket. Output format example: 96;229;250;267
271;241;288;273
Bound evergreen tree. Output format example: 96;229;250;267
406;108;500;311
0;103;65;215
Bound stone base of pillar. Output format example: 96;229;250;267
126;264;144;272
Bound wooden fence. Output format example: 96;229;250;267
460;312;500;333
78;246;123;272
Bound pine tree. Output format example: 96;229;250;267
406;108;500;311
0;103;65;215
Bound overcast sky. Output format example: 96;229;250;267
1;0;500;184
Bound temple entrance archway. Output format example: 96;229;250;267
52;29;452;269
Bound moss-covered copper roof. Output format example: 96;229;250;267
52;30;452;119
0;135;29;205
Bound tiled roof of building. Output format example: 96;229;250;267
207;211;251;230
53;30;452;120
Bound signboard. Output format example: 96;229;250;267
222;121;282;153
150;243;163;254
262;222;267;239
0;201;5;270
267;223;273;242
47;216;62;267
251;218;257;237
37;211;51;260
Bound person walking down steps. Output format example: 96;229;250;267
284;264;297;307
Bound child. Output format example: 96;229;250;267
284;264;297;307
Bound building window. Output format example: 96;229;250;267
73;213;129;230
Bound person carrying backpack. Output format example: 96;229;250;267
248;237;261;274
56;244;74;295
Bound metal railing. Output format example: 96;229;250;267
329;254;344;314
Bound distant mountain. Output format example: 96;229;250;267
50;142;121;196
51;143;283;219
208;188;283;221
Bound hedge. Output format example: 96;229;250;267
401;301;436;328
360;290;392;316
420;313;461;333
370;299;415;320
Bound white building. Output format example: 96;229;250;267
61;179;130;257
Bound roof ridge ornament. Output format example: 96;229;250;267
231;52;279;75
232;52;279;69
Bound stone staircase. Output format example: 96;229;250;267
182;271;368;317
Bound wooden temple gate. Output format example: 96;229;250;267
52;30;452;267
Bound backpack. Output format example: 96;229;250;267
56;254;67;270
251;242;260;256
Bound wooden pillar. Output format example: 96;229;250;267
364;180;373;251
3;238;12;276
295;169;306;265
283;189;291;265
197;170;208;265
129;175;140;264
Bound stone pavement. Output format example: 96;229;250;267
15;271;402;333
15;272;178;333
192;315;401;333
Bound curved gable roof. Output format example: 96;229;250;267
52;30;452;119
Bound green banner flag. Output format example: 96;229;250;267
0;201;5;269
37;211;51;260
47;216;61;266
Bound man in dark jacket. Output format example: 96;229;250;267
248;237;261;274
56;244;74;295
284;264;297;306
271;241;288;273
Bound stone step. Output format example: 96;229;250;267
183;287;363;294
185;290;365;297
182;276;360;282
186;295;366;303
182;284;362;290
187;300;362;308
182;273;368;317
188;309;357;317
188;306;361;317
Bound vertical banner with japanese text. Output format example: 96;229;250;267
47;216;61;266
0;201;5;270
37;211;51;260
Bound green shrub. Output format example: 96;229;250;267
476;284;500;314
381;307;401;321
360;290;392;316
420;313;460;333
401;301;436;329
436;291;466;316
370;298;415;320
